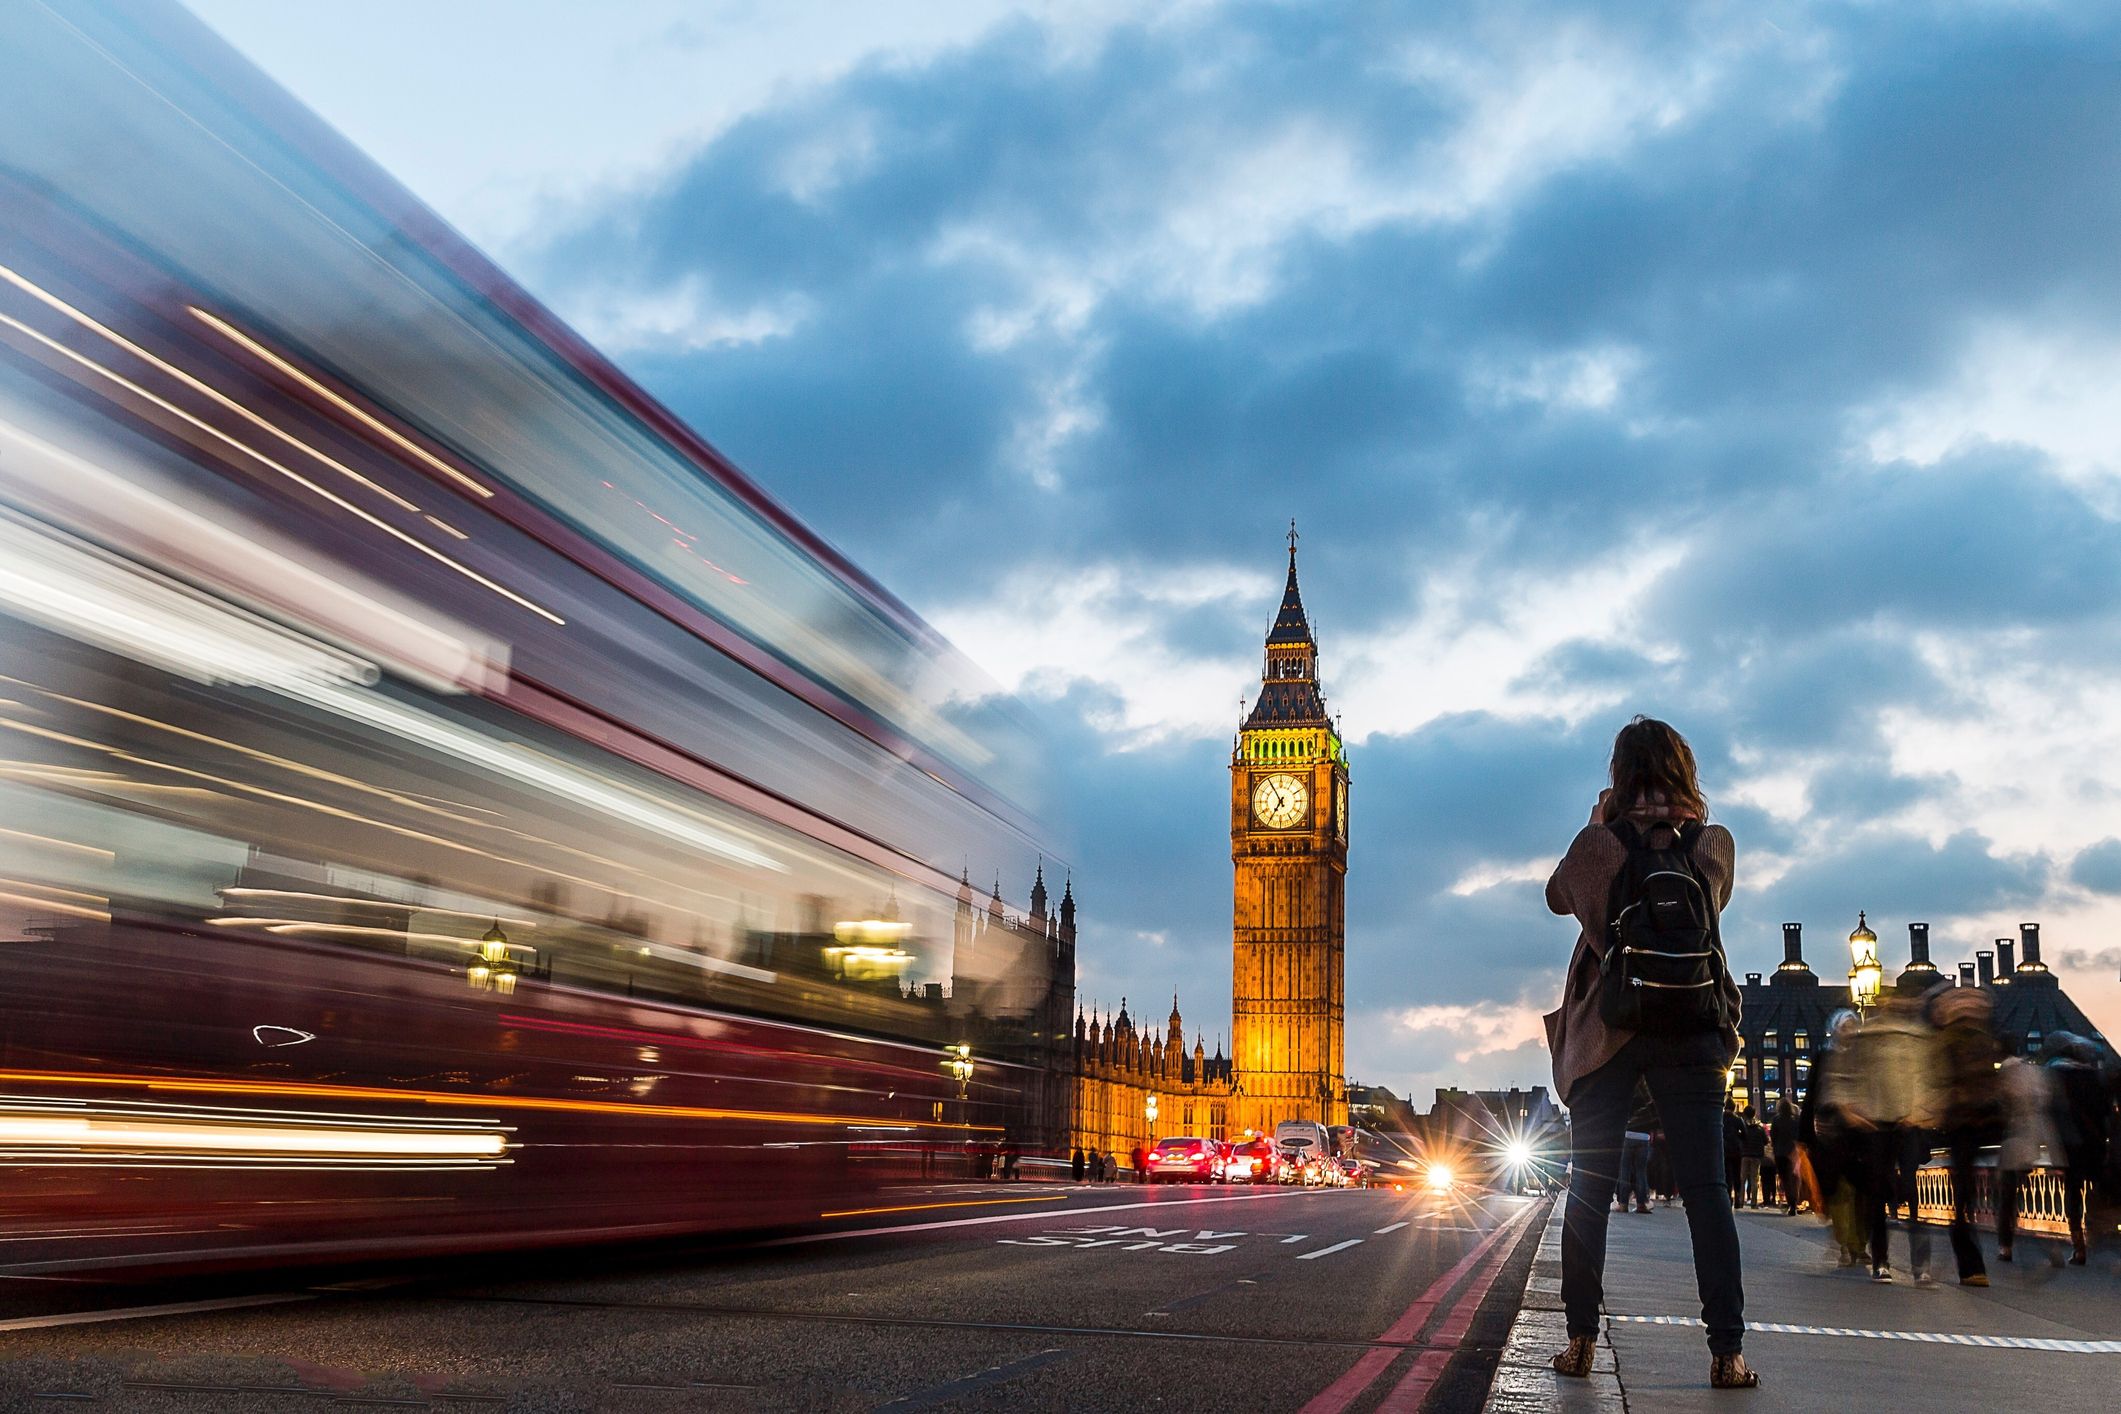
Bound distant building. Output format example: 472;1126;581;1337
1732;919;2106;1115
1071;997;1237;1159
1425;1085;1565;1150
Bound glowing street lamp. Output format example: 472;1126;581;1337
468;921;520;995
944;1042;975;1160
1848;911;1882;1013
1145;1092;1160;1129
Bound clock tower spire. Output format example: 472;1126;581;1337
1231;528;1348;1134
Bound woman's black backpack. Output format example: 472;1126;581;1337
1598;820;1730;1034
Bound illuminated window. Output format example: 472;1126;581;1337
1763;1029;1778;1049
1793;1030;1809;1052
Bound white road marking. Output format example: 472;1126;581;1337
1374;1221;1409;1235
1613;1315;2121;1353
0;1292;312;1332
1297;1239;1365;1261
762;1185;1349;1247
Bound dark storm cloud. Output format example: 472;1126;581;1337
521;0;2121;1084
2070;839;2121;898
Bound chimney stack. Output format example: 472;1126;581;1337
1782;922;1804;967
2020;922;2044;970
1908;922;1932;967
1747;972;1762;985
1959;961;1977;988
1998;937;2016;976
1977;951;1995;987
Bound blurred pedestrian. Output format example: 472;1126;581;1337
1132;1143;1148;1185
1542;717;1756;1388
1932;987;2004;1286
1619;1081;1656;1214
1805;1009;1869;1266
1739;1106;1765;1208
2045;1033;2111;1265
1996;1053;2057;1262
1831;994;1938;1284
1723;1098;1744;1207
1106;1151;1121;1184
1770;1097;1800;1214
1650;1127;1675;1207
1071;1147;1086;1183
1759;1132;1777;1209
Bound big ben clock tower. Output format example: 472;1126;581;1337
1231;527;1348;1134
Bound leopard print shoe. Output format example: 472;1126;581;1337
1710;1353;1760;1388
1551;1335;1596;1377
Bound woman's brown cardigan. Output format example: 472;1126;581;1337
1542;819;1739;1106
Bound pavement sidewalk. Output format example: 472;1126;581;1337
1485;1199;2121;1413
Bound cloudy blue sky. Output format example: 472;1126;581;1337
189;0;2121;1105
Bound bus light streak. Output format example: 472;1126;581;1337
0;1072;1003;1136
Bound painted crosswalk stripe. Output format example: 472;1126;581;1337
1612;1315;2121;1354
1373;1222;1409;1235
1298;1239;1364;1261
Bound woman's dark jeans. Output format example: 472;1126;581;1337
1564;1034;1745;1356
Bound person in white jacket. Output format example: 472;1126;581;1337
1996;1055;2058;1262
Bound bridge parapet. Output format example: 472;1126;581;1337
1914;1153;2086;1237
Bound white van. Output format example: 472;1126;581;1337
1273;1120;1333;1185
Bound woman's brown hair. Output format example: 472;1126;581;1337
1602;715;1707;823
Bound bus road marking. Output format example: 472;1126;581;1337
1297;1239;1364;1260
996;1234;1235;1255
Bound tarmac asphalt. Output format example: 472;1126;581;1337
0;1183;1552;1412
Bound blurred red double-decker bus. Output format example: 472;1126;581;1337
0;0;1063;1276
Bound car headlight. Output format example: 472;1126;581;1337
1426;1163;1454;1192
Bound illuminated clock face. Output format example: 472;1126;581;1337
1253;773;1308;829
1336;779;1348;841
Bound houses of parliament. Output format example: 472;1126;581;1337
944;535;1350;1159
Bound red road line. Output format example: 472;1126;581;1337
1299;1346;1399;1413
1372;1202;1544;1413
1376;1202;1537;1345
1297;1199;1542;1414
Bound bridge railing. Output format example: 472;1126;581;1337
1914;1153;2086;1237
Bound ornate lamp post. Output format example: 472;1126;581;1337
1145;1091;1159;1131
468;921;521;995
946;1042;974;1155
1848;911;1882;1015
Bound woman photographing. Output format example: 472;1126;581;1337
1543;717;1756;1389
